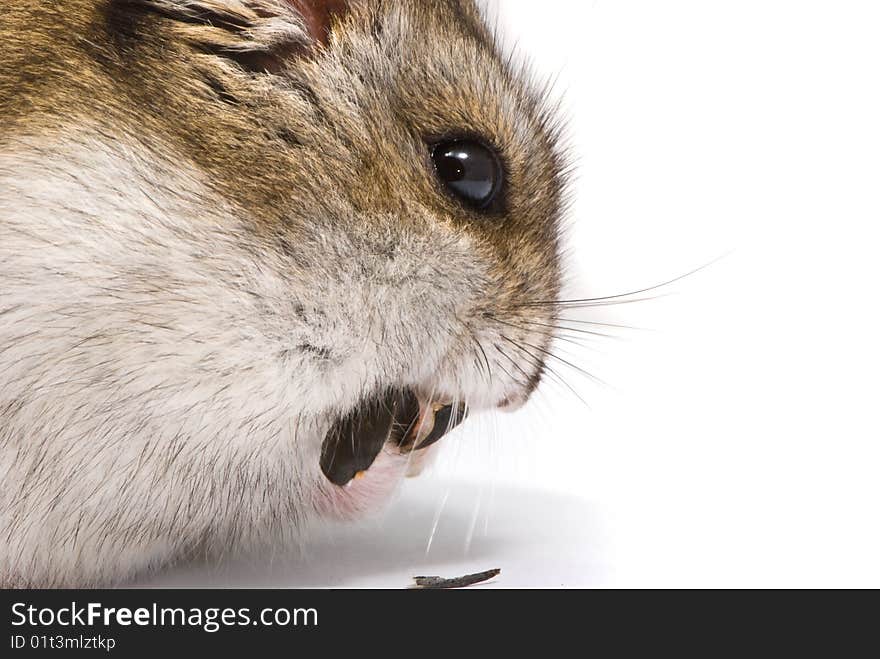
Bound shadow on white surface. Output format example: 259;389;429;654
132;479;606;589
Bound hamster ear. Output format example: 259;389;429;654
124;1;351;67
286;0;351;46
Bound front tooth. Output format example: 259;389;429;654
414;406;438;444
414;403;468;451
409;402;448;447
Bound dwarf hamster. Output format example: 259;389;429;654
0;0;566;587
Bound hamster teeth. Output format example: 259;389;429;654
319;389;468;486
402;400;469;452
407;402;441;446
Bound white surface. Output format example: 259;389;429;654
136;480;606;588
139;1;880;588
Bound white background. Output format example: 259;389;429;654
139;0;880;588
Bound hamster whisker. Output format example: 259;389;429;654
425;488;451;556
449;398;462;438
488;317;609;354
533;342;609;389
470;336;494;384
551;317;645;331
524;294;673;309
549;332;607;353
506;254;728;309
512;259;723;309
500;333;606;389
401;383;438;476
469;351;487;381
508;318;622;340
494;339;568;396
493;341;535;387
489;315;619;351
462;482;483;556
497;335;592;410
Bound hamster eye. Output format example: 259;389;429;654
431;139;503;211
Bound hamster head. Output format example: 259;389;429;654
0;0;567;583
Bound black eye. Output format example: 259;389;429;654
431;139;503;210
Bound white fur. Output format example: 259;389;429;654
0;130;539;586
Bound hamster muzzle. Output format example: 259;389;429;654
0;0;568;587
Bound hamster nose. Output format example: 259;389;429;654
496;363;545;413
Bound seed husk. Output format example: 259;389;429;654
411;569;501;590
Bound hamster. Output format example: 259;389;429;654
0;0;567;587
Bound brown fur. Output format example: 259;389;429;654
1;0;564;296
